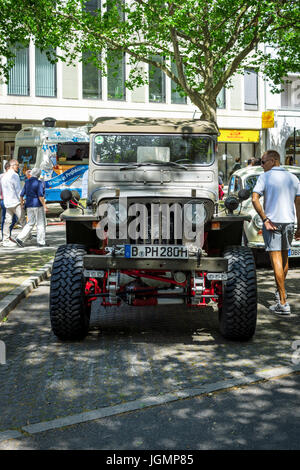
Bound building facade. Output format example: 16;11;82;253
265;73;300;167
1;41;299;180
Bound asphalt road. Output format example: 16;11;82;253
0;264;300;450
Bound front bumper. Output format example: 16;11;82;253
83;255;228;272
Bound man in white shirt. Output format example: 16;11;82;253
0;161;18;241
252;150;300;315
1;159;26;247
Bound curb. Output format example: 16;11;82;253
0;260;53;322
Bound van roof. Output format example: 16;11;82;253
15;126;89;144
91;117;218;135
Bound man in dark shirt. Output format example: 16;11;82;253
14;168;48;247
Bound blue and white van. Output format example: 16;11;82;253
13;126;89;202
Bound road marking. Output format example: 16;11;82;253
0;364;299;442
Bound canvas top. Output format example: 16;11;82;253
91;117;218;135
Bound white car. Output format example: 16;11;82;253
227;165;300;260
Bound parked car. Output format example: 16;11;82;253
227;165;300;261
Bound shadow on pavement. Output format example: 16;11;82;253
0;266;299;441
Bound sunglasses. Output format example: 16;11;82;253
261;159;272;165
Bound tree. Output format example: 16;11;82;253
2;0;300;128
0;2;31;80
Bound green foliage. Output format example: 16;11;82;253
1;0;299;124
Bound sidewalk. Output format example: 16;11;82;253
0;211;66;320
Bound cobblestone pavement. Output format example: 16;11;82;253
0;267;300;432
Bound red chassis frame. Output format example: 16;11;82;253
85;269;223;309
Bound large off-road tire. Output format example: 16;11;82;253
50;244;90;340
219;246;257;341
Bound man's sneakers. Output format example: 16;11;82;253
273;289;290;315
2;240;17;247
269;301;291;316
15;238;25;248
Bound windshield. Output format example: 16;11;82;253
245;172;300;193
93;134;214;165
244;175;259;193
17;147;37;165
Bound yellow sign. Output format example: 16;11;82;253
262;111;274;128
218;129;260;143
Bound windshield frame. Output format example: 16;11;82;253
91;133;216;167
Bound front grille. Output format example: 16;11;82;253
125;198;214;245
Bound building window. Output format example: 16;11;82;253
8;46;29;96
35;48;56;97
106;0;124;18
149;56;166;103
107;50;126;101
217;88;226;109
244;69;258;110
85;0;101;14
82;52;102;99
105;1;125;101
82;1;102;99
171;61;186;104
281;75;300;109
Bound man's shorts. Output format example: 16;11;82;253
262;222;294;252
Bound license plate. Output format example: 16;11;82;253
288;248;300;257
125;245;188;259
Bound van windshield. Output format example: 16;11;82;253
18;147;37;164
93;134;214;165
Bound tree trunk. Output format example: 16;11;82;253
189;93;219;130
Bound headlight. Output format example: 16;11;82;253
107;200;127;224
253;214;263;230
185;203;207;225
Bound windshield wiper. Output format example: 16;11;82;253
120;161;188;171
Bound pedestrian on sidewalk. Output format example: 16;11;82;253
1;159;26;247
252;150;300;315
0;161;18;241
15;168;48;248
229;157;241;177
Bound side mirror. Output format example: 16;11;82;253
238;189;250;201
